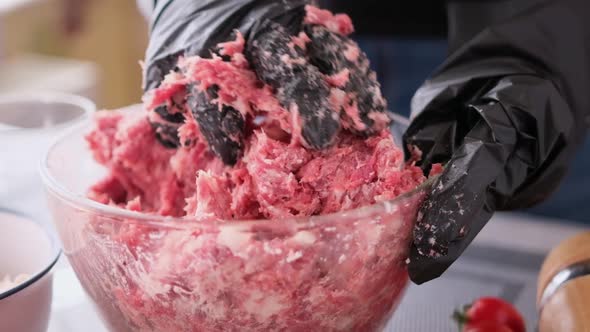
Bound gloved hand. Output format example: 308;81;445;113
405;0;590;284
144;0;388;165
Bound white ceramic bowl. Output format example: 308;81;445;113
0;209;61;332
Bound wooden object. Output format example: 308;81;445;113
537;232;590;332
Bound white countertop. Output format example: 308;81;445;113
47;212;588;332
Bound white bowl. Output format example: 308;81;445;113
0;209;61;332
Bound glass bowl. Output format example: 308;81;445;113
0;92;95;221
41;108;435;332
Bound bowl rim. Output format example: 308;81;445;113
39;108;437;226
0;208;62;301
0;91;96;134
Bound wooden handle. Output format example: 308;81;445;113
538;232;590;332
539;276;590;332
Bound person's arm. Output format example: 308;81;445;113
406;0;590;283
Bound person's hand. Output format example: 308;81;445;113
404;0;590;284
404;75;569;284
144;0;388;165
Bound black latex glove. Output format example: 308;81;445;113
144;0;387;165
405;0;590;284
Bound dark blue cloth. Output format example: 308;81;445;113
358;37;590;223
356;37;448;117
526;135;590;223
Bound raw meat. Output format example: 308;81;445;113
77;5;437;332
87;5;428;220
88;110;426;220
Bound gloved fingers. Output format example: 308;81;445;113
150;122;181;149
408;143;496;283
408;114;511;284
144;5;311;155
187;84;245;165
247;20;341;149
404;100;487;172
304;24;389;135
408;191;494;285
145;52;184;92
147;84;188;149
146;2;390;158
144;1;308;153
145;52;186;149
148;105;184;149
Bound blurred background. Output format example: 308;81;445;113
0;0;147;109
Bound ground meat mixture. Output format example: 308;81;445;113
87;6;427;220
77;6;438;332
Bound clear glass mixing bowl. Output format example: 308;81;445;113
41;108;435;332
0;92;95;221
